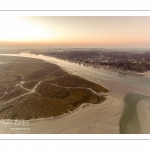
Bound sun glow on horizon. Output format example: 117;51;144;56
0;16;58;43
0;16;150;48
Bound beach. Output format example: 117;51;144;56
144;71;150;78
137;99;150;134
0;93;121;134
1;73;150;134
0;53;150;134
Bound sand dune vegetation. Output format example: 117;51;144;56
0;56;109;120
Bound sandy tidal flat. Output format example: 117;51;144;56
144;71;150;78
137;99;150;134
0;94;121;134
0;74;150;134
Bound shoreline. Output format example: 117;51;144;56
0;100;108;123
47;56;148;77
120;93;150;134
0;65;111;123
0;55;110;124
0;93;119;134
60;66;110;93
0;66;127;133
1;73;150;133
137;99;150;134
144;71;150;78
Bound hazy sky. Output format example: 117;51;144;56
0;16;150;48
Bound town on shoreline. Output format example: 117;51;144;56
41;50;150;76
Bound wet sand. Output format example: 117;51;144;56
144;71;150;78
1;74;150;134
0;94;120;134
137;99;150;134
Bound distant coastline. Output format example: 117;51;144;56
41;49;150;77
42;54;148;77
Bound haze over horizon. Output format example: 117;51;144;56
1;16;150;49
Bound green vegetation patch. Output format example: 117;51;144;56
48;74;109;93
0;87;106;120
0;56;108;120
0;87;27;102
27;63;60;80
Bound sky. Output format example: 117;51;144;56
0;16;150;48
